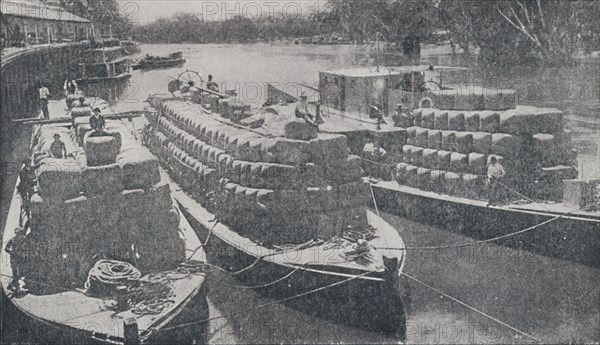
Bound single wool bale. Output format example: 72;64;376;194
483;89;517;111
413;109;423;127
434;111;449;130
395;162;408;183
411;147;424;167
491;134;524;157
82;163;124;196
84;135;119;166
479;112;500;133
421;110;435;129
429;170;446;193
405;165;419;187
468;153;487;176
533;133;556;167
428;130;442;149
310;134;348;162
416;168;432;190
450;152;468;173
36;158;84;201
462;174;485;199
472;132;492;154
441;131;456;151
285;119;318;141
455;132;473;154
403;145;414;163
437;150;452;171
406;127;418;146
265;139;312;165
416;128;429;147
465;113;480;132
444;172;462;196
393;113;414;128
423;149;438;169
448;112;465;131
118;149;161;189
71;107;92;119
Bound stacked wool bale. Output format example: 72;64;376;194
30;119;185;284
395;103;576;200
148;98;370;245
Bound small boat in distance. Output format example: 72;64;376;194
1;96;210;344
132;52;186;71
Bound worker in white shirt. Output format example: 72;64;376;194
63;79;78;107
39;83;50;119
487;156;506;206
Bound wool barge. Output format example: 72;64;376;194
268;66;600;267
1;97;209;344
144;91;409;338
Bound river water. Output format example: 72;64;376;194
2;43;599;344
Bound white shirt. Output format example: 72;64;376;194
39;87;50;99
487;163;506;179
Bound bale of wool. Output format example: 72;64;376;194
479;112;500;133
118;149;161;189
405;165;419;187
533;133;556;167
395;162;408;183
411;147;424;167
310;134;348;162
324;155;363;185
434;111;449;131
429;170;446;193
82;163;124;196
421;110;435;129
491;134;524;157
413;109;423;127
450;152;468;173
393;113;414;128
403;145;414;163
462;174;485;199
84;135;119;166
472;132;492;154
444;172;462;196
423;149;438;169
36;158;84;201
499;106;563;135
483;89;517;111
416;128;429;147
406;127;418;145
468;153;487;176
416;168;432;190
455;132;474;154
264;138;312;165
240;113;266;129
71;107;92;119
441;131;457;151
437;150;452;171
464;113;480;132
448;112;465;131
427;130;442;150
379;129;408;148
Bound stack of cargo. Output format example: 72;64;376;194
28;116;185;286
393;89;578;200
147;98;369;245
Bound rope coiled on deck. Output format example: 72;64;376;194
84;260;142;296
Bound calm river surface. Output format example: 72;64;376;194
2;43;599;344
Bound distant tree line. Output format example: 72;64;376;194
132;12;325;44
130;0;600;65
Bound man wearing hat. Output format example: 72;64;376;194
295;91;324;126
369;98;387;130
5;226;28;292
50;133;67;159
206;75;219;92
89;107;106;132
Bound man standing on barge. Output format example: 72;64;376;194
487;156;506;206
39;83;50;119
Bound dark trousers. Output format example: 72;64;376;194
488;178;501;204
40;98;49;119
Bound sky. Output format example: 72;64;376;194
116;0;329;24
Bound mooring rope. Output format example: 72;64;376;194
159;267;380;332
402;272;541;343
